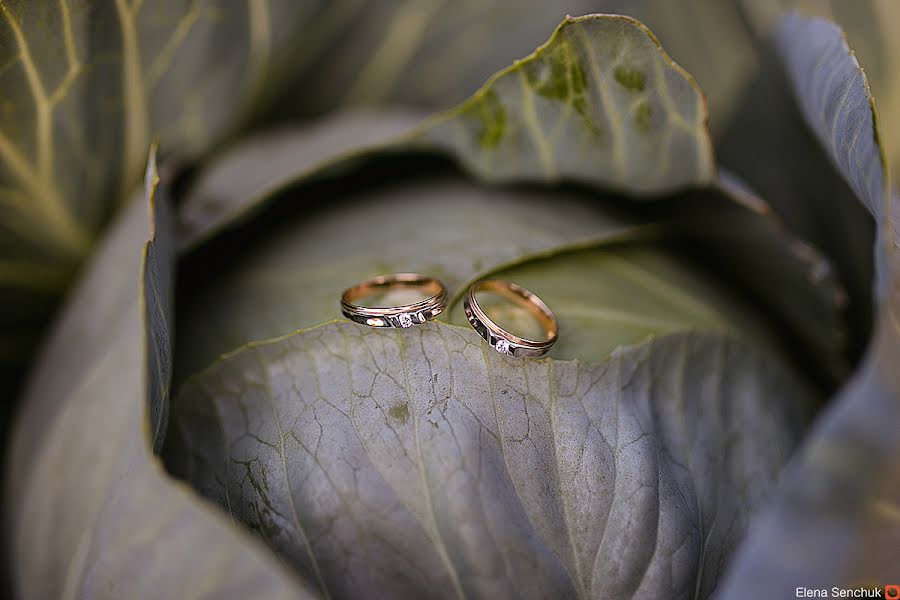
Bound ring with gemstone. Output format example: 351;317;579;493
463;280;558;357
341;273;448;328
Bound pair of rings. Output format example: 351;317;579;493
340;273;558;358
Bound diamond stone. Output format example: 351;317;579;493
397;313;413;328
495;339;511;355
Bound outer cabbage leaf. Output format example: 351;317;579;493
740;0;900;186
716;41;876;357
4;151;313;599
720;12;900;594
166;322;813;598
0;0;310;365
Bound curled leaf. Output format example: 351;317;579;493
4;151;311;599
0;0;310;366
408;14;715;192
720;12;900;594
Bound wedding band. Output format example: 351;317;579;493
464;280;558;357
341;273;448;328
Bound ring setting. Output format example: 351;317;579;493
464;280;558;358
341;273;448;328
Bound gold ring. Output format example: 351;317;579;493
341;273;448;328
464;280;558;357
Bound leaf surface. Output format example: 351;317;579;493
166;322;812;599
408;15;714;193
176;176;649;379
175;121;847;390
4;151;312;599
177;165;849;390
444;245;776;363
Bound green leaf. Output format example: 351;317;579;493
177;110;426;250
407;14;715;193
772;12;895;290
828;0;900;195
177;11;718;253
165;322;813;598
740;0;900;193
176;174;649;379
716;46;876;356
720;12;900;593
660;177;851;382
264;1;759;137
143;150;174;452
4;150;312;599
0;0;309;365
599;0;759;135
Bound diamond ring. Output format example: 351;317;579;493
463;280;558;358
341;273;448;328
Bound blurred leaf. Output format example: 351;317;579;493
265;0;605;116
660;177;850;382
825;0;900;191
4;150;312;599
771;13;887;224
720;12;900;593
740;0;900;185
716;48;875;357
408;14;714;193
166;322;813;598
595;0;759;135
178;110;426;250
0;0;309;366
267;1;758;136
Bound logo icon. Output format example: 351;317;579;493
885;585;900;599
